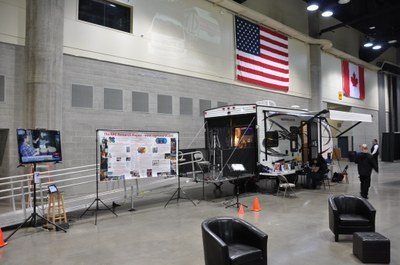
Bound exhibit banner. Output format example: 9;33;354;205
97;130;178;181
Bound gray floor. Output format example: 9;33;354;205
1;161;399;265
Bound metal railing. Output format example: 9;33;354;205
0;163;180;227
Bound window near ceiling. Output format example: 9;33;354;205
78;0;132;33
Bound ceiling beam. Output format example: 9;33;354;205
319;3;400;35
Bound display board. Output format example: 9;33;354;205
98;130;178;182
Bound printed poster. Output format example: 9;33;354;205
98;130;178;181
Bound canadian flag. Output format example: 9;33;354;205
342;60;365;99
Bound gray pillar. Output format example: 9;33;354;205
25;0;64;130
308;12;323;110
377;72;386;145
310;45;323;110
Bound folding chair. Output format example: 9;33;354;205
276;174;296;197
342;165;349;184
321;169;331;190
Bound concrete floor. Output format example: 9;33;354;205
1;161;399;265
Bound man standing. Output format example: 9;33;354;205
371;139;379;167
355;144;378;199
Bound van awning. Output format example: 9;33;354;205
326;110;372;138
305;109;373;138
328;110;372;123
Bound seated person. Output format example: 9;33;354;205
20;135;39;157
307;153;328;189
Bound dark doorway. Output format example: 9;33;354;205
338;136;349;158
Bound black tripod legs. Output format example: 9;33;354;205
5;212;67;242
225;178;247;209
79;198;97;219
4;214;34;242
80;198;118;225
36;213;68;232
164;188;197;207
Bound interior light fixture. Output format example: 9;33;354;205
369;26;376;30
388;39;398;44
363;38;374;47
321;10;333;17
307;3;319;11
338;0;351;4
363;42;373;48
372;44;382;50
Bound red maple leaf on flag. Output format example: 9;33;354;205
351;72;358;87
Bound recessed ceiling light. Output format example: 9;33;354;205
372;44;382;50
307;4;319;11
388;39;398;44
363;42;374;48
338;0;351;4
369;26;376;30
321;10;333;17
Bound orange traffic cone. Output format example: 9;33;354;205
0;228;7;248
238;204;245;215
251;197;262;212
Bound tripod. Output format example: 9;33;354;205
165;172;197;207
79;168;118;225
209;130;223;180
225;164;248;209
5;164;67;242
80;133;117;225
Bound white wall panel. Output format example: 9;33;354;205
64;0;311;98
0;0;25;45
288;39;311;98
64;0;235;82
321;52;379;110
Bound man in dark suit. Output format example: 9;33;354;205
371;139;379;167
355;144;378;199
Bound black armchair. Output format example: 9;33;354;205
329;195;376;242
201;217;268;265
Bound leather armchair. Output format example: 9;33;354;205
329;195;376;242
201;217;268;265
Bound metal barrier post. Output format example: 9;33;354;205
21;182;27;219
10;181;16;211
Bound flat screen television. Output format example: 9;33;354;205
16;129;62;164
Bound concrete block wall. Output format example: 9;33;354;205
0;42;309;177
0;42;26;177
62;54;310;169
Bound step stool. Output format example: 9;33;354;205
47;192;67;225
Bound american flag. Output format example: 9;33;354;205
235;16;289;91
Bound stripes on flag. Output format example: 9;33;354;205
235;16;289;91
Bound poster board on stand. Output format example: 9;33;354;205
97;130;179;182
